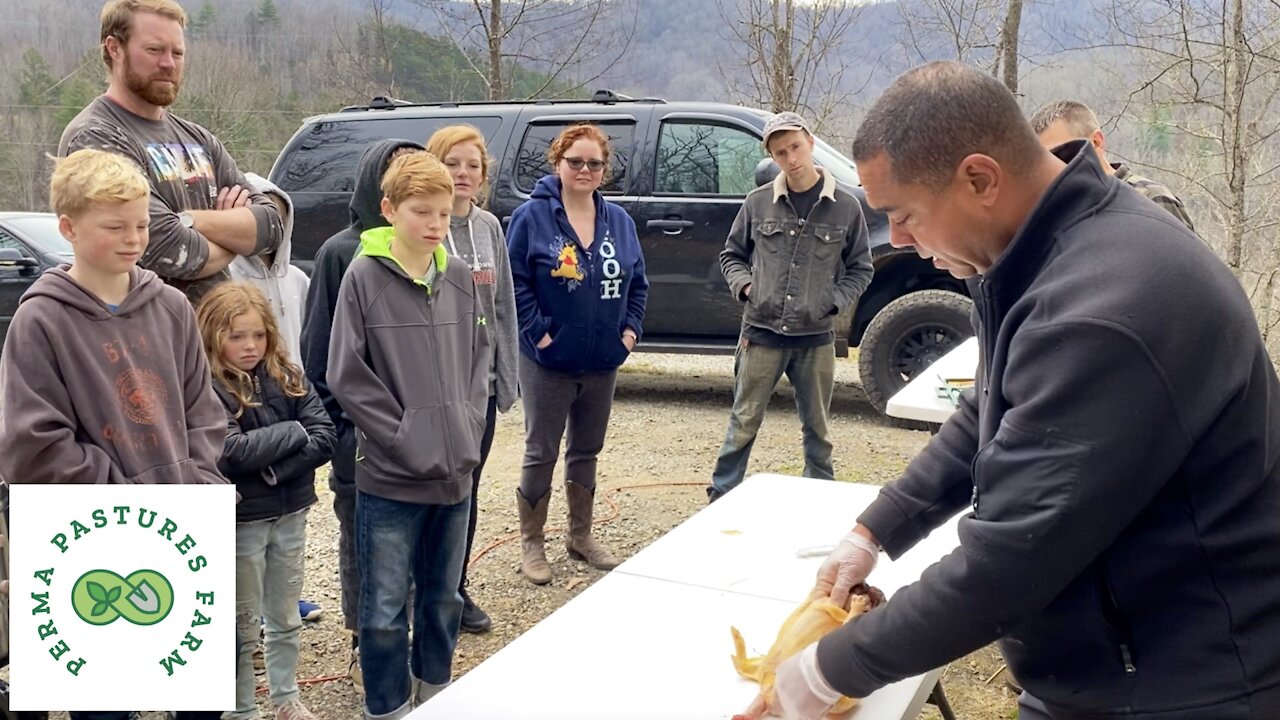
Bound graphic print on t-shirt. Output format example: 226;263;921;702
143;142;217;205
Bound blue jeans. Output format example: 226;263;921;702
356;490;469;715
231;508;309;718
710;340;835;494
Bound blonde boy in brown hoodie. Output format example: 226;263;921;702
0;148;226;487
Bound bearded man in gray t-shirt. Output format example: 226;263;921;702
59;0;283;305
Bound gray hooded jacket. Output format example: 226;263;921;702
448;205;518;412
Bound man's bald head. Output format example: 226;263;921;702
851;61;1044;190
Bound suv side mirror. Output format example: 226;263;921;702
755;158;781;188
0;248;37;270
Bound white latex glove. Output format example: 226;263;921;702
814;530;879;608
738;642;842;720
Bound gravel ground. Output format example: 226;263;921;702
21;353;1017;719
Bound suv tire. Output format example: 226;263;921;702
858;289;974;415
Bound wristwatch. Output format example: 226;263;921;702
178;211;195;229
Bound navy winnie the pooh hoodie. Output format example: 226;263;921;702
507;175;648;374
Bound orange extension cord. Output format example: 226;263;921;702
258;480;707;694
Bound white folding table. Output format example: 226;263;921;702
884;337;979;425
411;475;964;720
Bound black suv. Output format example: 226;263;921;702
268;91;973;412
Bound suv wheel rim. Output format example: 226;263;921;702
889;326;960;385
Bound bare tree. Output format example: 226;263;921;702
996;0;1024;93
896;0;1024;94
1103;0;1280;344
714;0;864;132
328;0;403;101
415;0;638;100
897;0;1002;66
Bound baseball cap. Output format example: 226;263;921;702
762;111;811;150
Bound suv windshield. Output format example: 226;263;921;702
812;137;860;187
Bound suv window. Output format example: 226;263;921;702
655;122;765;196
280;116;502;193
514;121;635;195
0;230;28;255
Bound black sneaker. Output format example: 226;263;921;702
459;591;492;634
706;486;724;503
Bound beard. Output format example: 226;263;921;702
122;53;181;107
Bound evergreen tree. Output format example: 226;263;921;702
55;52;107;131
18;49;58;106
258;0;281;27
190;1;217;38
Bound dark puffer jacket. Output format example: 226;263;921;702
214;366;336;522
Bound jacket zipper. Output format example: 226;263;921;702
969;278;995;516
424;286;456;481
1099;568;1138;676
574;221;599;365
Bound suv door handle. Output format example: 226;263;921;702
647;219;695;235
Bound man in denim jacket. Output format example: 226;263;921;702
708;112;873;501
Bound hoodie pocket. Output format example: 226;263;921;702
1098;568;1138;676
447;402;484;477
1000;571;1137;709
534;324;584;369
595;330;631;369
390;407;450;479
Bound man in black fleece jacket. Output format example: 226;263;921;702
299;138;423;688
742;61;1280;720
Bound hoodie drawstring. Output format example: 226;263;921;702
445;213;474;260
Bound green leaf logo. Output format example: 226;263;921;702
87;581;108;603
72;569;174;627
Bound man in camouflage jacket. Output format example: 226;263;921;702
1031;99;1196;233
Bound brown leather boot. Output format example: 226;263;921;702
516;490;552;585
564;482;619;570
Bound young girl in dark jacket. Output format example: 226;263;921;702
197;282;335;720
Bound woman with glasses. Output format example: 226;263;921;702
506;123;649;586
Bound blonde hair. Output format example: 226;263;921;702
426;125;491;207
381;151;453;208
547;124;613;183
101;0;188;69
196;282;306;417
50;149;150;218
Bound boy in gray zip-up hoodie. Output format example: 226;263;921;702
327;151;489;719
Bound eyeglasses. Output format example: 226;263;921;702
563;157;606;173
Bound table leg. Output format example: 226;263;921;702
927;680;957;720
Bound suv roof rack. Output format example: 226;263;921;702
339;89;666;113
